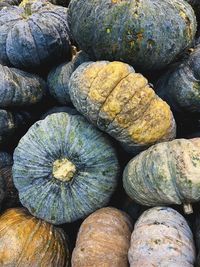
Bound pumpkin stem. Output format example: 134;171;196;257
183;203;193;214
71;46;78;60
53;158;76;182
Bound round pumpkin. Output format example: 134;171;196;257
123;138;200;214
41;106;78;119
69;61;176;154
13;113;120;224
68;0;196;72
72;207;133;267
0;0;71;70
0;208;70;266
128;207;195;266
0;0;21;10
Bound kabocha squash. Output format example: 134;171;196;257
123;138;200;214
0;63;46;108
41;106;78;119
156;45;200;113
0;0;71;70
72;207;133;267
47;51;90;104
128;207;195;267
68;0;196;72
13;113;119;224
0;208;70;266
69;61;176;154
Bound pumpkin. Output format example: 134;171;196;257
0;0;21;10
47;51;90;104
186;0;200;22
68;0;196;72
128;207;195;266
0;208;70;266
0;63;46;108
41;106;78;119
69;61;176;154
72;207;133;267
0;0;71;70
156;45;200;113
13;113;120;224
123;138;200;214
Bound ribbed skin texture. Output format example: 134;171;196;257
72;207;133;267
0;64;46;108
13;113;119;224
69;61;176;154
128;207;195;267
47;51;90;104
0;0;71;69
0;208;70;267
0;0;21;10
68;0;196;72
156;45;200;113
123;138;200;207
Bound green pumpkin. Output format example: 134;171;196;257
13;113;120;224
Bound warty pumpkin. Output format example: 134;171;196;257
0;208;70;266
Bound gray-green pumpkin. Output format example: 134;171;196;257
0;0;21;10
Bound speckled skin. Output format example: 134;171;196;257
69;61;176;154
123;138;200;208
0;64;46;107
128;207;195;267
156;45;200;113
47;51;90;104
0;0;71;70
68;0;196;72
0;208;70;266
13;113;120;224
72;207;133;267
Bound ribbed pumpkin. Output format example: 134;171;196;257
0;0;21;10
0;0;71;70
41;106;78;119
68;0;196;72
0;208;70;266
128;207;195;266
13;113;119;224
156;45;200;113
123;138;200;214
72;207;133;267
69;61;176;154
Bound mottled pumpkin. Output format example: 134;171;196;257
69;61;176;154
0;208;70;266
72;207;133;267
0;0;21;10
0;63;46;108
128;207;195;266
13;113;119;224
47;51;90;104
68;0;196;72
123;138;200;214
0;0;71;70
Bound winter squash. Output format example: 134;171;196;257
0;208;70;266
69;61;176;154
128;207;195;266
0;0;21;10
156;45;200;113
47;51;90;104
123;138;200;214
72;207;133;267
13;113;119;224
0;0;71;70
0;64;46;108
41;106;78;119
68;0;196;72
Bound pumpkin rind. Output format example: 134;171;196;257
128;207;195;266
0;208;70;266
68;0;196;72
0;0;21;10
13;113;119;224
41;106;78;119
72;207;133;267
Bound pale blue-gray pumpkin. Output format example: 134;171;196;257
0;0;71;70
47;51;90;104
0;0;21;10
68;0;197;72
123;138;200;214
13;113;120;224
156;45;200;113
0;63;46;108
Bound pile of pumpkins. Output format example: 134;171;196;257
1;0;200;266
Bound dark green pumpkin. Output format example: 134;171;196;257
13;113;120;224
68;0;196;72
